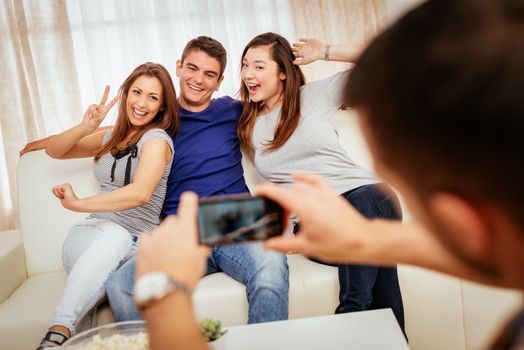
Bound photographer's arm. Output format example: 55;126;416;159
137;193;210;350
259;173;510;287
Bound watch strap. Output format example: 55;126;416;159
135;273;192;311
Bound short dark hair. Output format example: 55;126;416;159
345;0;524;228
181;36;227;77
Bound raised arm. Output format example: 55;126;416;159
52;137;172;212
46;86;119;159
291;38;363;65
258;173;512;287
21;126;113;157
20;136;54;157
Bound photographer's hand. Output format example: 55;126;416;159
137;192;211;350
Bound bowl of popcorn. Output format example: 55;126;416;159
63;320;149;350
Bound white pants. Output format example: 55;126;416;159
51;218;133;334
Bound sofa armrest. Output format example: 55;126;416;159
0;230;27;303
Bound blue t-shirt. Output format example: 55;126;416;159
162;96;249;215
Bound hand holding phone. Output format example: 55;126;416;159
197;193;284;246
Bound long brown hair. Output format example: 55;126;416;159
94;62;179;161
237;32;305;160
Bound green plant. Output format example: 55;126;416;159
199;318;227;341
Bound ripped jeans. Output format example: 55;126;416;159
51;218;133;334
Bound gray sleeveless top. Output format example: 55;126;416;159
89;128;174;238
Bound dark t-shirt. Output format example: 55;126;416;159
162;96;249;215
491;308;524;349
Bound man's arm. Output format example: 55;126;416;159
136;192;211;350
258;173;512;287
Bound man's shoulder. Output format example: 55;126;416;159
211;96;242;111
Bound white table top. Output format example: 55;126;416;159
211;308;409;350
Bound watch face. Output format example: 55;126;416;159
134;272;169;307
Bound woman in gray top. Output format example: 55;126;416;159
238;33;405;335
37;62;178;349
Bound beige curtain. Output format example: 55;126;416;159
0;0;81;230
289;0;387;80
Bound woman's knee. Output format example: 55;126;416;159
94;222;133;258
62;222;98;272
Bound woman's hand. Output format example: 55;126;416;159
292;39;363;65
82;86;119;134
52;183;83;212
292;38;325;65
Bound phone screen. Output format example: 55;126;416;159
197;194;284;246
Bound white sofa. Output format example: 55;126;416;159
1;110;522;350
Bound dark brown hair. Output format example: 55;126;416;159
94;62;179;161
237;32;305;160
345;0;524;228
181;36;227;77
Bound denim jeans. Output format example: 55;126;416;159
51;218;133;334
340;184;405;332
294;183;405;333
106;242;289;324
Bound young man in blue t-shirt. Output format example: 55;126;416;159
105;37;289;324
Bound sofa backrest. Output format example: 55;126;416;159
17;151;98;276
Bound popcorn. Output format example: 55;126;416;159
73;332;149;350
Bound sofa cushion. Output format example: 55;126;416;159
192;254;338;326
0;253;339;350
0;229;27;303
18;152;98;276
462;281;524;349
0;271;67;350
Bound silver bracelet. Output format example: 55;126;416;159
324;44;331;61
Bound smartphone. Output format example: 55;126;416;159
197;193;284;246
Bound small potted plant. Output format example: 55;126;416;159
199;318;227;342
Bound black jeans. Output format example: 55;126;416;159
294;183;406;334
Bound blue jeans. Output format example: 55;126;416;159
294;183;405;333
106;242;289;324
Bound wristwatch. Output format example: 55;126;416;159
134;271;192;311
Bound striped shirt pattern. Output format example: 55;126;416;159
89;128;174;238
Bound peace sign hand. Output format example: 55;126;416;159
82;85;119;133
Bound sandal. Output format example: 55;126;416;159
36;330;70;349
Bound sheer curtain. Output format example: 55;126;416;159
0;0;81;230
0;0;389;231
289;0;387;80
66;0;297;124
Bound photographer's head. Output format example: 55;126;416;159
346;0;524;285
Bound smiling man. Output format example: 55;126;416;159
105;36;289;326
